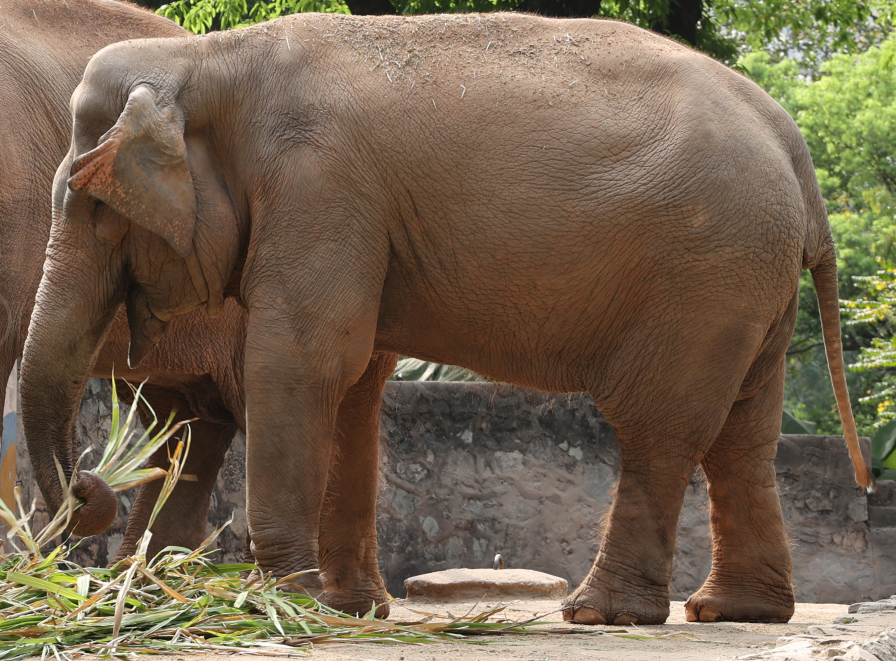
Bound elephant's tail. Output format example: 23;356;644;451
811;249;875;491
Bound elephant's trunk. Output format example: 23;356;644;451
21;253;123;538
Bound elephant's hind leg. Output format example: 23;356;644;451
318;352;397;618
685;356;794;623
112;384;237;563
563;314;769;625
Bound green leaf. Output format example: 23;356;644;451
209;563;259;574
781;409;817;435
263;597;285;636
75;575;90;598
873;418;896;464
5;573;86;602
233;591;249;609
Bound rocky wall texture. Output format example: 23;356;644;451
12;379;883;604
377;383;876;603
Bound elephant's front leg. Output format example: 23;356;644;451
243;288;381;598
244;360;336;592
318;351;397;617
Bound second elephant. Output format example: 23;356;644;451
22;13;869;625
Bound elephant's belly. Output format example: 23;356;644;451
373;268;607;394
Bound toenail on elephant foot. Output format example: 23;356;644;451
685;600;722;622
321;590;390;618
561;606;641;625
562;606;608;624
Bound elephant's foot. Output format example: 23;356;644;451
321;587;389;619
561;573;670;625
685;584;794;623
320;569;390;618
247;569;324;598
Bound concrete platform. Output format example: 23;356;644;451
404;568;568;601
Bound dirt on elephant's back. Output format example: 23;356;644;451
269;12;674;97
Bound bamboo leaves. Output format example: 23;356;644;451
0;495;564;660
0;381;595;659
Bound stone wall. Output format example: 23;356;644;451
377;383;880;603
11;379;890;604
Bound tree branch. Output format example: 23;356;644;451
786;342;825;356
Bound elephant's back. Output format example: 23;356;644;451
271;11;806;212
0;0;185;109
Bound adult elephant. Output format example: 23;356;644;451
22;12;869;625
4;0;395;617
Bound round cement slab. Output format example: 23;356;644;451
404;568;568;602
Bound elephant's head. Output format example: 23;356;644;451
21;39;245;535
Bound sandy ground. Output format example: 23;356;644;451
97;600;896;661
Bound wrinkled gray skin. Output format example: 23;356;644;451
23;13;869;625
0;0;250;559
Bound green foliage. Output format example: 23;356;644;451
796;51;896;220
743;35;896;435
872;417;896;474
781;409;817;434
869;417;896;480
718;0;893;73
158;0;348;33
843;268;896;421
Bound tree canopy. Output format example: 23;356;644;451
742;34;896;433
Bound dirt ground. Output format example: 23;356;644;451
120;600;896;661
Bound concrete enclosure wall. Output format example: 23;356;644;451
12;380;894;603
377;383;883;603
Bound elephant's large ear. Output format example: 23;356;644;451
68;85;196;257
